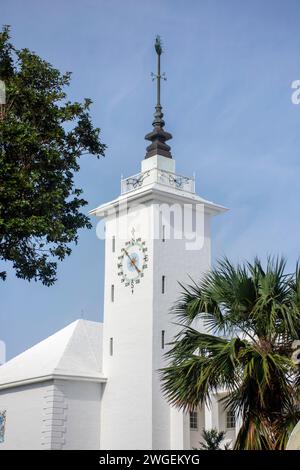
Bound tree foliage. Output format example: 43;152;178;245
198;428;226;450
161;257;300;450
0;26;106;285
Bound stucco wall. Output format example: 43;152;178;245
0;381;51;449
55;379;102;450
189;407;205;450
218;402;236;447
100;204;154;449
0;379;102;450
152;206;211;450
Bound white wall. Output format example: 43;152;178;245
217;400;236;447
0;381;51;449
189;407;205;450
152;205;211;450
100;203;154;449
54;379;102;450
0;378;102;450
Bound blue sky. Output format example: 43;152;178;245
1;0;300;360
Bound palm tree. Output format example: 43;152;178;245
199;428;226;450
161;257;300;450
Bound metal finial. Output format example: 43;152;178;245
155;35;163;55
144;36;172;159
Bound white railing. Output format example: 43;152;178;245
121;168;195;195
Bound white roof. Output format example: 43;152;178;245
0;319;106;390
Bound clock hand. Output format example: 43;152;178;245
132;259;141;274
125;250;140;274
124;249;141;274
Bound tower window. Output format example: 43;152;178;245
111;284;115;302
161;330;165;349
162;224;166;242
190;411;198;430
112;236;116;253
162;275;166;294
226;409;236;429
0;410;6;443
110;338;113;356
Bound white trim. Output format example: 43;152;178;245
0;372;107;390
89;186;227;219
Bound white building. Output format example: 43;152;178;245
0;320;104;449
0;40;237;450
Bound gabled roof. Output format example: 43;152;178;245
0;320;106;390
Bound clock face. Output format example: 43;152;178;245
117;230;148;293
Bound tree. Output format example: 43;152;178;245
198;428;226;450
0;26;106;285
161;257;300;450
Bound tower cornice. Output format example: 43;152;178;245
89;186;227;219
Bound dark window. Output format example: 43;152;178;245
190;411;198;430
0;410;6;443
226;409;236;429
111;284;115;302
110;338;113;356
162;275;166;294
161;330;165;349
112;236;116;253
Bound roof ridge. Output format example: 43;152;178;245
54;319;101;374
48;320;80;373
81;320;102;371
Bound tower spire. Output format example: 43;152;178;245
144;36;172;159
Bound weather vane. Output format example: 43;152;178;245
151;35;167;108
144;35;172;159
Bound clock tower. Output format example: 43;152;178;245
90;37;226;450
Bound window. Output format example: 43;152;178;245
0;410;6;443
162;275;166;294
190;411;198;430
110;338;113;356
112;236;116;253
111;284;115;302
226;409;236;429
162;224;166;242
161;330;165;349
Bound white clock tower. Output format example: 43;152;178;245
90;37;226;450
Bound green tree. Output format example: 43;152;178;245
161;258;300;450
0;26;106;285
198;428;226;450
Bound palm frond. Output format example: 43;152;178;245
234;414;274;450
161;331;245;411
